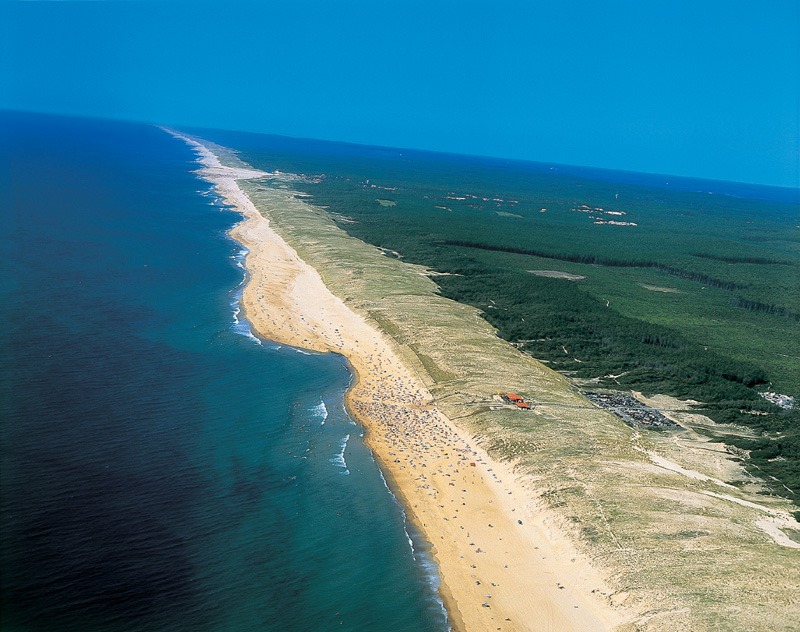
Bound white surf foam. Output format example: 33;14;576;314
230;247;248;271
375;459;450;627
330;434;350;474
230;290;262;346
311;400;329;424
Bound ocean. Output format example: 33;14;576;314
0;111;449;632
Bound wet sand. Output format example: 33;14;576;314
167;129;624;632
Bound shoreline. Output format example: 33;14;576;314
165;128;624;631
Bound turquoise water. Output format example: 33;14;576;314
0;112;448;632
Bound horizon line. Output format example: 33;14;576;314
4;107;799;195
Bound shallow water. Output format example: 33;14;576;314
0;111;449;632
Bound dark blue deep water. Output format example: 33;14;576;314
0;112;448;632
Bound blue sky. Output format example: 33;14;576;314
2;0;798;187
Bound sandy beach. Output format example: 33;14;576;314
165;129;624;632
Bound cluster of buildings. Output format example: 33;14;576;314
571;205;637;226
499;393;533;410
760;392;796;410
582;391;678;428
592;219;638;226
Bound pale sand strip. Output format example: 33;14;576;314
165;129;624;632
